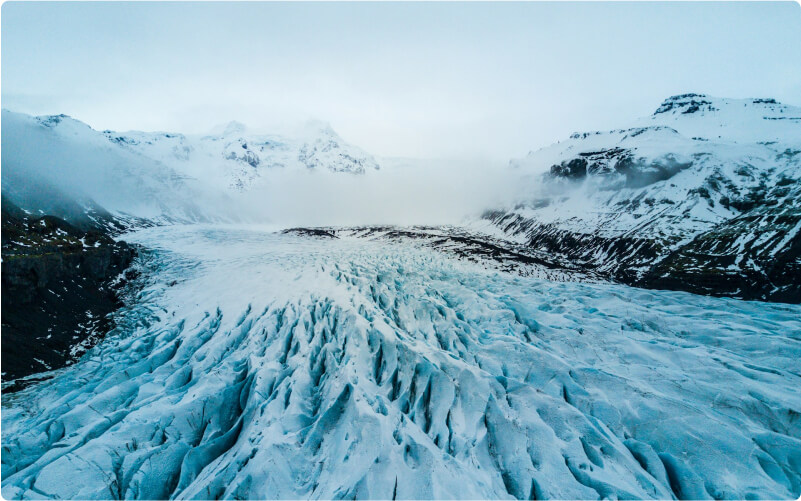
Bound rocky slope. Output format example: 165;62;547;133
1;198;136;387
478;94;801;302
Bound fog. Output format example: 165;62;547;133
236;159;531;227
1;109;535;228
3;2;799;227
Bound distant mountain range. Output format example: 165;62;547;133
102;119;380;191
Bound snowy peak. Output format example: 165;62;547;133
644;94;801;143
652;93;786;117
100;118;380;191
652;93;720;115
35;113;87;129
515;93;801;179
219;120;248;137
295;124;380;174
4;109;381;195
558;94;800;148
488;94;801;302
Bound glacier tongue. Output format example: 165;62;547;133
2;226;801;500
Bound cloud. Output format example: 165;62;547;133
236;159;530;227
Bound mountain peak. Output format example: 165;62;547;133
208;120;248;136
653;93;784;117
653;93;716;115
298;119;338;139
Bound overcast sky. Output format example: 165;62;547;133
2;1;800;160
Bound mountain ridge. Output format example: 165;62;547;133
480;93;801;302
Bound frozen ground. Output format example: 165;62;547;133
2;225;800;500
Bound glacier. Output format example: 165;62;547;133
2;225;800;500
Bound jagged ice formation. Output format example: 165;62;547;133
2;226;800;500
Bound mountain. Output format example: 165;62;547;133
1;111;378;227
102;119;380;192
3;98;801;500
1;110;223;228
476;94;801;302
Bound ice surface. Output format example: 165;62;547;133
2;226;800;499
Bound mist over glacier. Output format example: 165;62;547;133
236;159;526;227
1;109;531;228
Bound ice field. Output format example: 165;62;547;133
2;225;800;500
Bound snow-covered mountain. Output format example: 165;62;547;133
2;110;379;228
1;110;226;229
3;96;798;303
102;119;380;192
478;94;801;302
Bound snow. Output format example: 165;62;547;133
501;95;801;242
3;225;800;500
1;110;230;224
103;119;380;192
2;110;382;228
470;95;801;293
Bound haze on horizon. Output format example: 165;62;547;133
2;1;801;160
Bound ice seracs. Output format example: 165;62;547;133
2;226;799;499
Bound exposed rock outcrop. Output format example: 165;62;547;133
1;198;135;386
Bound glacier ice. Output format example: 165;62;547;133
2;226;800;500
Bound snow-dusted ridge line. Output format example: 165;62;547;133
1;109;230;227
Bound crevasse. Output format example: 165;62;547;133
2;226;800;500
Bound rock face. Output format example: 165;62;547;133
639;188;801;303
486;94;801;303
1;199;135;385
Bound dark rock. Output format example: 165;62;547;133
654;94;716;115
282;228;338;239
1;199;136;386
638;202;801;303
550;158;588;179
482;187;801;304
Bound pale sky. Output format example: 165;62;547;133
2;1;801;160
